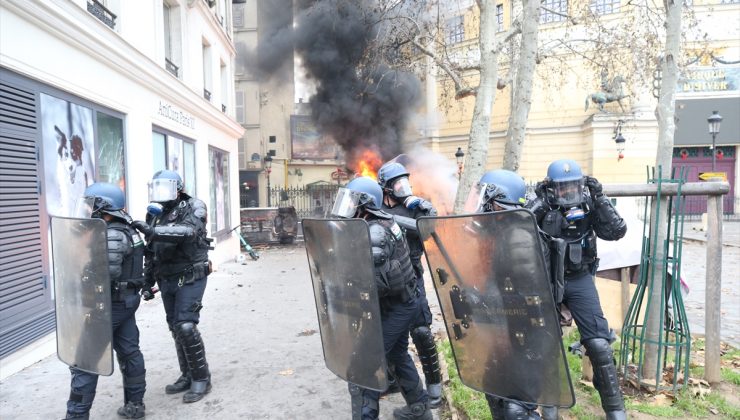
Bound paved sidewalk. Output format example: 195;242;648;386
682;220;740;247
0;245;443;419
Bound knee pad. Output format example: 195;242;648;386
175;322;198;343
410;326;441;384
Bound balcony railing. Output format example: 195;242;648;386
204;88;212;101
222;104;227;113
165;58;179;77
87;0;117;30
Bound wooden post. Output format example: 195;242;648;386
704;194;723;384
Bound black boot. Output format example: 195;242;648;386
166;333;191;394
392;401;432;420
176;322;211;403
117;401;146;419
62;413;89;420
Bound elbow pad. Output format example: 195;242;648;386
152;225;195;242
593;196;627;240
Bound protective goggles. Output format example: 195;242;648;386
550;179;584;207
330;187;361;218
148;178;179;203
391;177;413;198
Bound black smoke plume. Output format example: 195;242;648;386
254;0;422;167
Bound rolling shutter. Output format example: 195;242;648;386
0;76;54;358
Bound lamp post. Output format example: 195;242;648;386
613;119;626;161
264;154;273;207
455;147;465;180
707;110;722;171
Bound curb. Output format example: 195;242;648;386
438;345;460;420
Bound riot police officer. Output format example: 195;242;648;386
132;170;212;404
527;159;627;420
64;183;147;419
331;176;432;420
467;170;558;420
376;162;442;407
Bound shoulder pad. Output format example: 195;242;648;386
190;198;208;221
368;223;388;247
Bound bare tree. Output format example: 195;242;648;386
503;0;540;172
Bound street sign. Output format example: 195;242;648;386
698;172;727;181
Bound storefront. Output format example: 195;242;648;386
0;0;241;368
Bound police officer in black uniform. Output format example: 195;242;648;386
331;176;432;420
466;170;559;420
132;170;212;404
376;162;443;408
526;159;627;420
64;183;147;419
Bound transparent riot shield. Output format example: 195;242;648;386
51;216;113;376
418;209;574;407
303;218;388;391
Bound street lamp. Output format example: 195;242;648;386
455;147;465;180
707;110;722;171
613;119;626;161
264;154;273;206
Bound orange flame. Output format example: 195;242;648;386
351;148;383;180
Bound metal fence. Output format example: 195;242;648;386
268;184;341;219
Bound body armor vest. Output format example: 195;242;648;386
371;218;416;300
147;197;210;277
109;222;145;285
540;203;598;276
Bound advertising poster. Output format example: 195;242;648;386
40;94;95;217
209;147;230;233
291;115;342;160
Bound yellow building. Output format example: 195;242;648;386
421;0;739;212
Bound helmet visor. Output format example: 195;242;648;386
330;187;360;218
391;177;413;198
149;179;179;202
551;179;584;207
73;196;96;219
463;183;487;213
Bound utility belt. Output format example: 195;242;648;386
381;281;418;307
159;260;212;286
111;280;141;301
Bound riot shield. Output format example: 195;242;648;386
51;216;113;376
303;218;388;391
418;209;574;407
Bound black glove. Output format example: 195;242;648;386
535;179;549;198
141;286;158;301
584;176;603;199
132;220;153;238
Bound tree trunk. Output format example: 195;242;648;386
502;0;539;172
641;0;682;381
453;2;500;212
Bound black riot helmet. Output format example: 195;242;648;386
377;162;413;199
76;182;128;220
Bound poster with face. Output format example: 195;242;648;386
209;148;229;233
40;94;96;217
